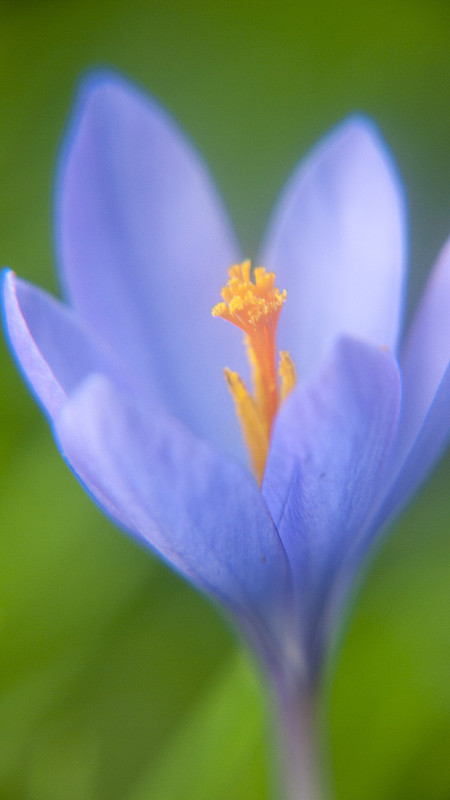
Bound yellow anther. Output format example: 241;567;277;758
279;351;297;401
223;369;269;485
212;261;297;484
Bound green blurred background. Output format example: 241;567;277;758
1;1;449;798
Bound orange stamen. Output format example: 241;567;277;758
212;260;296;483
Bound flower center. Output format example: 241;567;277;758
212;260;296;484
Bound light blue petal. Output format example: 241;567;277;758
56;72;245;458
54;373;295;663
376;362;450;527
261;117;407;379
396;235;450;464
262;338;401;672
1;270;125;419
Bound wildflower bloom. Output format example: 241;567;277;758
3;72;450;798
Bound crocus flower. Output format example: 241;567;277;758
2;72;450;799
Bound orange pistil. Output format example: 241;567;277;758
212;260;296;484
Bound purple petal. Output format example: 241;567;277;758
54;373;294;658
262;338;401;671
1;270;123;420
396;236;450;462
377;362;450;527
56;72;245;457
261;117;407;379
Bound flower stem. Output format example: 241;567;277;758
271;678;326;800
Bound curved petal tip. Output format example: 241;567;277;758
262;112;407;377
